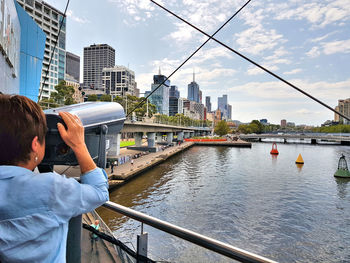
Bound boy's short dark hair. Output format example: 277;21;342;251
0;94;47;165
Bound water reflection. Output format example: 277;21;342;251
271;154;278;166
335;177;350;199
296;163;304;172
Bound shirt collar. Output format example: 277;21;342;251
0;165;34;179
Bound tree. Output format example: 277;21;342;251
100;94;112;102
87;94;98;101
214;120;230;136
38;80;77;109
113;95;156;118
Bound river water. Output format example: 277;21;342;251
98;143;350;262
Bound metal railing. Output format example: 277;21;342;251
102;201;278;263
125;116;213;129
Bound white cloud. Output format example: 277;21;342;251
307;39;350;58
322;39;350;55
273;0;350;28
169;22;196;43
108;0;155;23
66;10;90;24
229;78;350;100
188;46;234;65
284;68;302;75
310;32;337;43
235;25;286;55
246;65;279;76
306;46;321;58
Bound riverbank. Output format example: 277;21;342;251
106;139;251;190
107;141;194;189
55;139;251;190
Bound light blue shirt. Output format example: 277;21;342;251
0;166;109;263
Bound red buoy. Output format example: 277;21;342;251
270;142;279;155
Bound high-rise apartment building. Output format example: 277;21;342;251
66;51;80;82
335;98;350;124
83;44;115;90
205;96;211;112
16;0;66;99
169;85;180;116
101;65;138;97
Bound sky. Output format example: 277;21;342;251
45;0;350;126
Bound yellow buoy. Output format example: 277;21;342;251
295;154;304;164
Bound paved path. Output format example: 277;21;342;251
107;142;194;189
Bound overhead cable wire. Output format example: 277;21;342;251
150;0;350;122
127;0;252;117
38;0;71;102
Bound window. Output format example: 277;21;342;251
35;2;42;10
25;0;34;7
44;7;50;16
58;32;65;49
52;12;58;20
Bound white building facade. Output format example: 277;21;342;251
101;65;138;97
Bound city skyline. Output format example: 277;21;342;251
43;0;349;125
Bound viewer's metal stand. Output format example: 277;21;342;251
66;124;108;263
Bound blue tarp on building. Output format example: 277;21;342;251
15;1;46;102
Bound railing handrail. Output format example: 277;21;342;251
102;201;278;263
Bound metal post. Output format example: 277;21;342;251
137;223;148;262
66;216;82;263
146;99;149;118
67;124;109;263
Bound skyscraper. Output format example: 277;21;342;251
147;71;170;115
83;44;115;90
169;85;180;116
228;104;232;120
16;0;66;99
187;72;200;103
218;95;228;120
66;51;80;82
205;96;211;112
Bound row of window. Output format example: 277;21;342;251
20;0;60;21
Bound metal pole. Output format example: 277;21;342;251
146;99;149;118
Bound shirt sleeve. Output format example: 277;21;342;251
49;168;109;223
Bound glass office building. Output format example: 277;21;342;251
148;74;170;115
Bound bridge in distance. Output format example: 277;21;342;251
239;133;350;145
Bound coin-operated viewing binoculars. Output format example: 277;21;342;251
38;102;125;173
